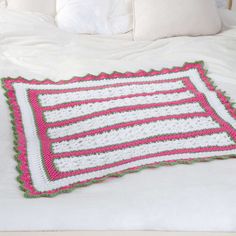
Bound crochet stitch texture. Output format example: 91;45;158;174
2;62;236;198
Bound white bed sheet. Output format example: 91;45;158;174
0;9;236;232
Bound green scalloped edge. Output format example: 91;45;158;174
1;61;236;198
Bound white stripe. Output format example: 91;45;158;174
44;91;195;123
54;132;233;172
52;117;220;154
39;80;185;107
47;102;205;139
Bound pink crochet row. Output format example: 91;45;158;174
3;62;236;197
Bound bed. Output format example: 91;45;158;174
0;3;236;235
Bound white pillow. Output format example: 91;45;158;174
0;0;6;8
7;0;56;16
56;0;132;35
133;0;222;41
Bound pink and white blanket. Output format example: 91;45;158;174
2;62;236;197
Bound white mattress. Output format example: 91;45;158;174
0;8;236;232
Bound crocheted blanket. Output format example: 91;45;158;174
2;62;236;198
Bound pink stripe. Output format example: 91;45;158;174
217;91;236;121
45;97;199;127
52;128;225;157
51;112;209;142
